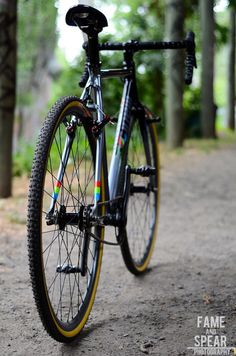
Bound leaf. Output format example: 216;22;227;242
203;294;214;305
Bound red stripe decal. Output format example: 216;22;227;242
95;181;101;187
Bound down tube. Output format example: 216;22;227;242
109;79;133;199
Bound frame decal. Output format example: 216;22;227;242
52;180;62;200
94;180;101;202
116;132;127;153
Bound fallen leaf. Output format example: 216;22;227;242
203;294;213;305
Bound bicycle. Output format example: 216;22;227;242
27;4;196;343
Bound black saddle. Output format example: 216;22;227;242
66;5;108;36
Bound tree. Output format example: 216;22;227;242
227;1;235;131
165;0;185;148
17;1;58;143
199;0;216;138
0;0;17;198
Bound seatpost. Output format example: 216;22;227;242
87;34;100;73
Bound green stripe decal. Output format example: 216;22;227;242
94;181;101;202
95;187;100;194
54;186;60;194
52;181;61;200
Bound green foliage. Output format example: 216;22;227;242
184;87;201;138
228;0;236;8
184;87;201;112
13;141;34;177
185;0;199;17
215;22;229;46
98;0;166;115
17;0;58;106
50;49;84;104
100;50;124;115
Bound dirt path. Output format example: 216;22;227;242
0;143;235;356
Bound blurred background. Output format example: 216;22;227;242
0;0;235;198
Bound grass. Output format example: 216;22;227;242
157;129;236;163
184;138;220;153
170;130;235;153
185;129;236;152
13;142;34;177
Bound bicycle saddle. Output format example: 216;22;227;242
66;5;108;35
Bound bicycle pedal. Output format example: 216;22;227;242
129;165;156;177
56;264;81;274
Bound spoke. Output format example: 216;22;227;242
64;142;78;210
54;134;77;210
43;189;62;207
70;141;86;205
46;169;80;205
43;227;60;269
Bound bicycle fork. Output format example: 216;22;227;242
46;117;77;220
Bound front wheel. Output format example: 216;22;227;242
27;96;105;342
120;110;160;275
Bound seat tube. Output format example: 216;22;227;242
87;34;100;72
93;74;105;209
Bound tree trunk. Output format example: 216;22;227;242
199;0;216;138
0;0;17;198
165;0;185;149
227;6;235;131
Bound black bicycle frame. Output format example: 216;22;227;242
80;47;142;215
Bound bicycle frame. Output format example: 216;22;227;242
48;28;196;224
80;53;141;216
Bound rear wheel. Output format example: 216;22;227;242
27;96;105;342
120;112;160;275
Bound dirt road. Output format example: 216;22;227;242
0;142;235;355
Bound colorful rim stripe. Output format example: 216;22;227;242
94;181;101;202
52;180;62;200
